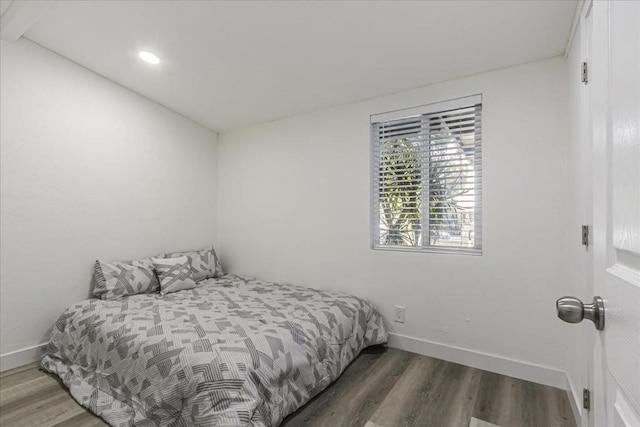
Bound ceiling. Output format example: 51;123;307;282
0;1;13;17
21;0;577;132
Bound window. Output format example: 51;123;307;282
370;95;482;255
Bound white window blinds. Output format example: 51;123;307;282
371;95;482;254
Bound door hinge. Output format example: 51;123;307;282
583;388;591;410
581;62;589;84
582;225;589;247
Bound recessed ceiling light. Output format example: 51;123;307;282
138;51;160;65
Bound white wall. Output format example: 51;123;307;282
218;57;570;386
0;39;219;369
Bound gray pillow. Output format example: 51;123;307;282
93;258;160;300
152;256;196;295
164;246;223;281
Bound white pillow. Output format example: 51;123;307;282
152;256;196;295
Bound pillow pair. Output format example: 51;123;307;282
94;256;197;298
93;246;223;300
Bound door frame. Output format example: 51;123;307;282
580;2;594;427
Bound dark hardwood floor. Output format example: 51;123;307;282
0;347;576;427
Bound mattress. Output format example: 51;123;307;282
41;274;387;426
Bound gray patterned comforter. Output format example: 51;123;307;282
41;275;387;426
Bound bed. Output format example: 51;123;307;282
41;274;387;426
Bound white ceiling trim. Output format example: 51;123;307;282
1;0;53;42
563;0;586;58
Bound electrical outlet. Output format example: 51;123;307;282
394;305;405;323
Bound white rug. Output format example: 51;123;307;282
469;417;501;427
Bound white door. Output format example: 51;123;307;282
588;1;640;426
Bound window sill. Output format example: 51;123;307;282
371;245;482;256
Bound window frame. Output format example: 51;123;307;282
370;94;483;256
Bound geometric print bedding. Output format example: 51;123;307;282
152;256;197;295
164;246;224;281
92;258;160;300
41;274;388;426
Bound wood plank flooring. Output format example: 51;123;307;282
0;362;107;427
0;347;575;427
282;347;575;427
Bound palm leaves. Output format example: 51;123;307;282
379;137;422;246
428;134;473;245
378;130;473;247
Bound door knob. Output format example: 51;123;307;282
556;296;605;330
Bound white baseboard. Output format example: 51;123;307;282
566;373;583;426
0;343;47;372
387;332;566;389
2;335;570;391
